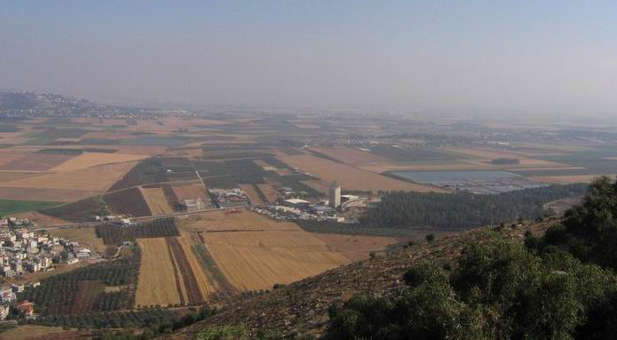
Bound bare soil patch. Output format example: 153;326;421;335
0;153;76;171
311;233;398;261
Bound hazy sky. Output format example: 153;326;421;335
1;1;616;119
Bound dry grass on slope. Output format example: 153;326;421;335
171;218;557;339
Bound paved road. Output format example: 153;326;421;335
33;206;222;231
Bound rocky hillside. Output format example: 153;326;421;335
167;219;557;339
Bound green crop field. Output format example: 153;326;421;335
0;199;60;216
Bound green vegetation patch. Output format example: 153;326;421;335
37;148;84;155
95;218;179;245
0;199;60;216
361;184;588;229
40;196;108;222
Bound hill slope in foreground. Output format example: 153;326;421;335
169;219;555;338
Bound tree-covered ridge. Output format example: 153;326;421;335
326;240;617;340
361;184;587;229
528;176;617;271
327;177;617;340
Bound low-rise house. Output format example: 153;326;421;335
0;304;9;320
11;284;24;293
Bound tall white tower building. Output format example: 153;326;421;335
329;182;341;209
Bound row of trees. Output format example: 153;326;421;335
32;306;214;333
95;218;179;245
361;184;587;229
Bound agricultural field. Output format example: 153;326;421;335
104;187;152;217
41;196;108;222
135;235;211;307
201;228;349;291
51;152;148;171
0;161;137;192
0;152;76;171
141;186;174;215
171;182;211;204
310;146;390;166
276;152;444;193
135;238;182;307
256;183;279;203
176;210;395;291
0;199;59;216
238;184;265;206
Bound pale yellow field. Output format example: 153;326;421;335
135;238;181;307
204;229;350;291
180;209;300;232
277;152;445;193
47;226;106;254
141;187;174;215
52;152;148;171
0;161;137;192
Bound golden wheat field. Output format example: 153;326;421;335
140;187;174;215
52;152;148;171
0;161;138;192
135;238;181;307
203;229;350;291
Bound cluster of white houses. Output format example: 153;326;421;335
0;228;95;279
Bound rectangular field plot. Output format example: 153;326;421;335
141;186;174;215
135;238;182;307
203;229;350;291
